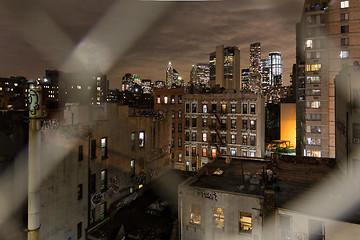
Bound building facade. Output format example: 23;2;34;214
183;92;265;170
190;63;210;88
296;0;360;158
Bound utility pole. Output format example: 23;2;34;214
27;79;42;240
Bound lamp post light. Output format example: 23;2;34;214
27;79;42;240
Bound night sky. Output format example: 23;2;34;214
0;0;304;89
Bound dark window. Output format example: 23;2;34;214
309;220;325;240
91;140;96;159
192;103;197;113
242;104;248;114
185;103;190;113
90;173;96;193
341;37;349;46
250;136;256;146
101;137;108;160
341;25;349;33
178;138;182;147
171;110;175;119
242;119;247;130
77;222;82;239
212;104;217;113
78;184;83;200
202;118;207;127
131;132;136;149
100;202;107;220
78;145;83;161
178;109;182;118
341;12;349;21
211;133;217;143
211;119;216;129
178;123;182;133
186;146;190;156
192;132;197;141
192;118;197;127
100;169;107;192
221;134;226;144
172;124;175;134
178;95;182;104
185;118;190;127
186;132;190;141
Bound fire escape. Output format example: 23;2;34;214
209;106;227;157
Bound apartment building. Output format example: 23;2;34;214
296;0;360;158
183;91;265;171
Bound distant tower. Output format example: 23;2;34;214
249;42;262;93
209;45;240;91
269;52;283;86
190;63;210;87
166;61;175;87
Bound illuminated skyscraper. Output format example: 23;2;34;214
190;63;210;87
209;45;240;91
166;61;183;88
269;52;283;86
249;42;262;93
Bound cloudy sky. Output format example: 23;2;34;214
0;0;304;89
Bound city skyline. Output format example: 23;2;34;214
0;0;304;89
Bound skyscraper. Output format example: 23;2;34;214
209;45;241;92
249;42;262;93
269;52;283;86
189;63;210;87
166;61;183;88
295;0;360;158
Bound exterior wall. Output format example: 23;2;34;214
183;92;265;171
38;103;171;239
280;103;297;148
275;208;360;240
335;66;360;176
154;88;185;170
179;183;263;240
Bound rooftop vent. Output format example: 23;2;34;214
213;168;224;176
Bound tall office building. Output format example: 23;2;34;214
295;0;360;158
166;61;183;88
241;68;250;90
189;63;210;88
209;45;241;92
269;52;283;86
249;43;262;93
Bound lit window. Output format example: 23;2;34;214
306;39;313;48
250;151;255;157
231;148;236;156
231;119;236;129
231;134;236;144
239;212;252;234
178;153;182;162
307;76;320;83
192;132;197;141
211;148;216;158
97;87;101;91
101;137;108;159
164;96;168;104
202;104;208;113
308;101;321;108
178;95;182;104
77;86;82;90
250;104;256;114
130;159;135;176
178;109;182;118
307;138;321;146
202;147;207;157
231;104;236;113
156;96;160;104
190;204;201;225
340;50;350;58
171;95;175;104
178;138;182;147
139;131;145;147
221;104;227;113
192;147;196;157
186;146;190;156
202;118;207;127
250;120;256;130
341;1;349;8
213;207;225;229
202;133;207;142
242;135;248;145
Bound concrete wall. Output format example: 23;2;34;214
276;208;360;240
179;183;263;240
